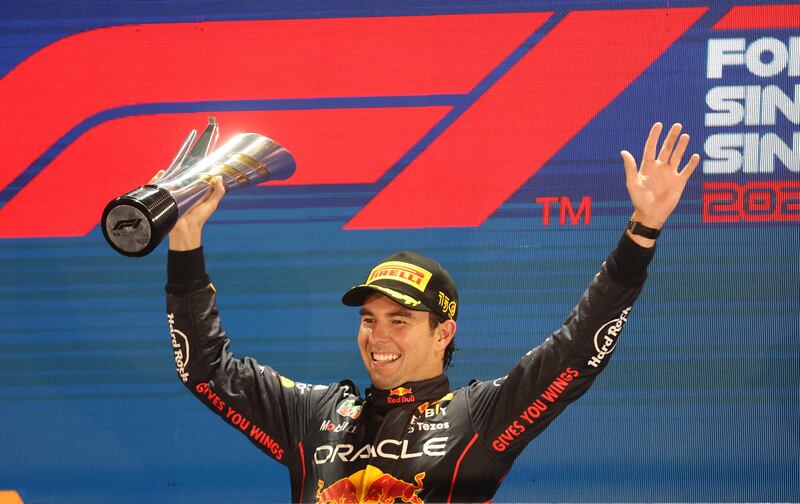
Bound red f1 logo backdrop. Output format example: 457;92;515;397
0;5;794;238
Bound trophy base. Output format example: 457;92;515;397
102;186;178;257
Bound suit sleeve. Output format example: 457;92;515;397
468;232;655;461
165;247;326;466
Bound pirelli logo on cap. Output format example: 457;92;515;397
366;261;432;292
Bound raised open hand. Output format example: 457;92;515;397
621;122;700;230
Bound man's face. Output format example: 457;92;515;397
357;293;444;390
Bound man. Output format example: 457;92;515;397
164;123;698;502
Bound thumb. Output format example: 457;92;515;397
620;150;638;185
211;176;226;200
189;176;225;218
204;176;226;208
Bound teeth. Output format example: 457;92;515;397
372;352;400;362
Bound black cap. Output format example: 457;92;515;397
342;251;458;321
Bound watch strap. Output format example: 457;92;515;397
627;219;661;239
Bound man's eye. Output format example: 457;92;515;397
362;318;374;324
391;319;406;325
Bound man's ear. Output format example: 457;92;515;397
436;319;457;350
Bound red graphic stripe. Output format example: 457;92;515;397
0;14;545;195
713;4;800;29
345;8;707;230
0;107;449;238
447;432;478;504
298;441;306;503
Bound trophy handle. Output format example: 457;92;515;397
159;129;197;181
181;117;219;171
158;117;220;183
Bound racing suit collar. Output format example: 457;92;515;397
366;374;450;411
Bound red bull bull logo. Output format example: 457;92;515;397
389;387;413;397
317;477;358;504
317;465;425;504
388;387;415;404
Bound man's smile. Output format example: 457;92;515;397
371;352;401;363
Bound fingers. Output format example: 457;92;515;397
212;176;226;199
620;150;638;183
657;123;683;163
680;153;701;181
204;176;226;209
669;133;690;169
642;122;663;162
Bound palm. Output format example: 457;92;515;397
621;123;699;228
175;181;225;231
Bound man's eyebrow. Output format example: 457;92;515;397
359;308;414;318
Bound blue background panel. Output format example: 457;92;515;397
0;1;797;503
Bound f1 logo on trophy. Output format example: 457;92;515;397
102;118;295;256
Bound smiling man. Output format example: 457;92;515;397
345;251;458;391
164;123;698;502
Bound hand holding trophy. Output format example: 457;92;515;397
101;118;295;256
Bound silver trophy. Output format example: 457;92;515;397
102;118;296;257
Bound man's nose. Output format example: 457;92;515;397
369;323;390;341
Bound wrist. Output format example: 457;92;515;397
630;210;664;230
169;217;203;252
627;212;661;248
168;223;202;251
169;235;201;251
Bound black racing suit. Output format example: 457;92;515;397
165;232;654;503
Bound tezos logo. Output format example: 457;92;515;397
167;313;190;382
407;414;450;434
587;306;632;368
